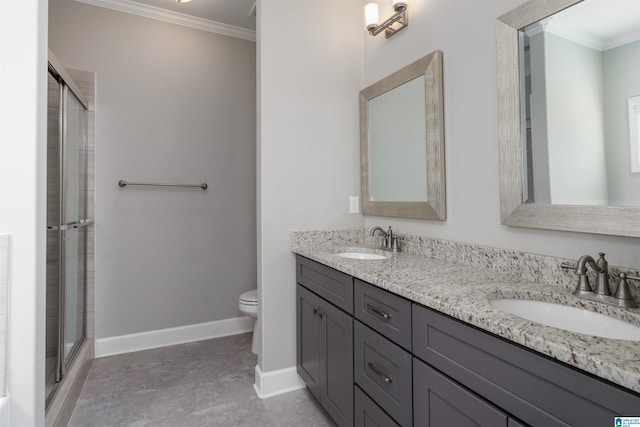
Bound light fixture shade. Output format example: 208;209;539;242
365;3;379;29
392;0;407;9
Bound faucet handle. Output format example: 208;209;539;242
390;235;403;252
614;273;639;308
593;253;610;296
596;252;608;272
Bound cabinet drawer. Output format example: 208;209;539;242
354;321;412;427
296;255;353;314
412;303;640;426
355;385;400;427
413;358;509;426
354;279;412;351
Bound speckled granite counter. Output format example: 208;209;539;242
291;230;640;395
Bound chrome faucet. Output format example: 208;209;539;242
369;226;401;252
573;253;608;296
562;253;639;308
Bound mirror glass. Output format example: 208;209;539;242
369;76;428;202
497;0;640;237
520;0;640;207
360;51;446;220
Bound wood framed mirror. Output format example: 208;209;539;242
360;50;446;220
497;0;640;237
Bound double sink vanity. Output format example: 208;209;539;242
293;229;640;427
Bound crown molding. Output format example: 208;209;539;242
74;0;256;42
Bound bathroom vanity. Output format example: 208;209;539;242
294;238;640;427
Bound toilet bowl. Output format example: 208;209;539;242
238;289;258;354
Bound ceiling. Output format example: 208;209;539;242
127;0;256;30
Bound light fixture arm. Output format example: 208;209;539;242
367;4;408;38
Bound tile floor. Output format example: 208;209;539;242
69;333;336;426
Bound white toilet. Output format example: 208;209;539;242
238;289;258;354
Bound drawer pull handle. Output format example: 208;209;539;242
367;362;392;383
366;304;391;320
312;307;324;319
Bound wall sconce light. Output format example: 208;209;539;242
365;0;408;38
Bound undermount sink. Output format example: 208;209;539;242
490;298;640;341
333;251;389;260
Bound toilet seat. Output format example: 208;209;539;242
238;289;259;355
239;290;258;306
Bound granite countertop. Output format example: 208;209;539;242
292;243;640;394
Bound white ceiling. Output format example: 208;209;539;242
127;0;256;30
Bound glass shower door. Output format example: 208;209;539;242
62;89;87;366
46;66;89;405
46;70;62;402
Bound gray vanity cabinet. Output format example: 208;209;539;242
412;304;640;426
296;256;354;427
295;255;640;427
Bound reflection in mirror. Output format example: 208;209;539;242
520;0;640;207
369;76;427;202
497;0;640;237
360;50;445;220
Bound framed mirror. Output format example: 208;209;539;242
360;50;446;220
497;0;640;237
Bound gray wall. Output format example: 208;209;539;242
544;32;608;205
528;31;551;204
603;39;640;206
363;0;640;269
49;0;257;339
257;0;363;372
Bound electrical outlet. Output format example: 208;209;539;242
349;196;360;214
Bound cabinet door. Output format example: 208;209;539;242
297;285;322;399
413;358;509;427
320;297;354;427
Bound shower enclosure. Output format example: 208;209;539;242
46;62;91;406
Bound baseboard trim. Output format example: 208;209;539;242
95;316;254;358
253;364;306;399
